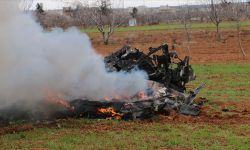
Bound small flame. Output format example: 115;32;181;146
45;90;74;111
103;96;111;101
98;107;123;120
102;90;150;102
103;95;129;101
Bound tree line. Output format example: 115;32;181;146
32;0;249;56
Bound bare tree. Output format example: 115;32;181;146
130;7;138;18
227;0;248;57
86;0;128;45
179;6;192;41
204;0;226;41
74;4;94;27
176;3;192;56
36;3;45;14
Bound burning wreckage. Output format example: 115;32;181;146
102;43;205;118
0;44;205;123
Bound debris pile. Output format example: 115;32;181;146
0;44;205;124
65;43;205;119
104;44;196;92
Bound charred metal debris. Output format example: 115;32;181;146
0;44;205;124
56;44;205;120
102;43;205;118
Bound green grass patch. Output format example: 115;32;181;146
1;121;250;150
188;64;250;102
81;22;250;33
1;63;250;150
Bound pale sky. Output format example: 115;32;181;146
27;0;200;10
124;0;199;7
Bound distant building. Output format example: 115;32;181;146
158;5;176;13
129;18;137;26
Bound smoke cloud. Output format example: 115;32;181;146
0;0;148;108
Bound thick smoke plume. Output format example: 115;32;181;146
0;0;148;108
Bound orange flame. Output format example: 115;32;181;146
102;95;129;101
98;107;123;120
45;90;74;111
103;96;111;101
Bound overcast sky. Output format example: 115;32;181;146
124;0;199;7
27;0;201;10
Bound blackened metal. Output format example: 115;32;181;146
105;44;196;92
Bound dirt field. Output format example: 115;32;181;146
90;28;250;64
0;28;250;150
89;28;250;127
1;99;249;135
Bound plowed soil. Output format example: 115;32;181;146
90;29;250;63
0;92;249;135
1;29;250;135
1;99;250;135
90;28;250;125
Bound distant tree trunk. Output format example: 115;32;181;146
102;32;110;45
99;26;114;45
184;22;191;42
184;22;191;56
103;33;109;45
228;0;248;58
216;22;221;41
236;21;246;57
205;0;225;42
178;3;192;56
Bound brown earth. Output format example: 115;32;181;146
1;29;250;135
88;29;250;125
89;29;250;64
87;29;250;125
161;101;250;125
0;99;249;135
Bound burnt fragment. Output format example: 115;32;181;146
105;44;196;92
0;44;205;125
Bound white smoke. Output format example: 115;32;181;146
0;0;148;108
